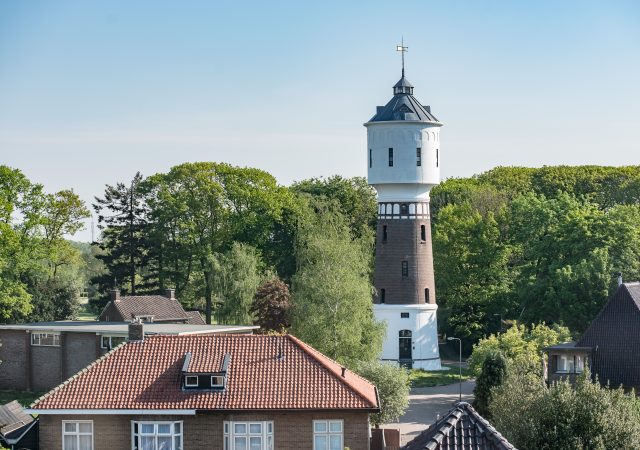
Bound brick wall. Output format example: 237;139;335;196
0;329;29;390
1;330;107;392
65;333;100;379
31;340;62;391
374;217;436;305
40;411;371;450
98;302;123;322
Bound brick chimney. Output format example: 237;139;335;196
110;289;121;302
164;288;176;299
128;320;144;342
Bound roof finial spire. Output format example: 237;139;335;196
396;38;408;78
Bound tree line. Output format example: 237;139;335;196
431;165;640;349
4;163;640;351
0;165;95;322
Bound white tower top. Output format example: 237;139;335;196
364;52;443;203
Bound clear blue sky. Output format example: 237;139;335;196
1;0;639;241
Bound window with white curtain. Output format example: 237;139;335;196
223;421;273;450
62;421;93;450
313;420;343;450
131;421;182;450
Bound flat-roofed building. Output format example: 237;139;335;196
0;321;257;392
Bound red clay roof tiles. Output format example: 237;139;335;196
31;334;379;412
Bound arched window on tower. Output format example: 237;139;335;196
401;261;409;277
388;148;394;167
382;225;388;242
400;203;409;215
369;149;372;168
380;289;386;303
436;149;439;167
421;225;426;242
416;148;421;166
425;288;430;303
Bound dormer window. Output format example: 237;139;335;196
185;376;199;387
135;315;154;323
181;352;230;390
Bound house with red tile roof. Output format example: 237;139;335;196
27;327;380;450
98;288;205;325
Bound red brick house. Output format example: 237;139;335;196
27;331;379;450
98;289;205;325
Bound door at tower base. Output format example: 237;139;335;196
374;303;442;371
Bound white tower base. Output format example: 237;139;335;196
374;303;442;371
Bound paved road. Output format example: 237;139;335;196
386;380;476;446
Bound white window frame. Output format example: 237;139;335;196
185;375;199;387
211;375;225;387
575;354;585;373
557;354;576;374
31;332;60;347
131;421;183;450
135;315;155;323
223;421;273;450
313;420;343;450
62;420;93;450
100;335;126;349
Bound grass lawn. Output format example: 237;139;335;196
409;365;473;388
75;303;97;321
0;390;45;407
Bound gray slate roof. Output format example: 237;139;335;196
576;282;640;388
0;401;34;438
368;76;440;123
402;402;516;450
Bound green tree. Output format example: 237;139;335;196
490;368;640;450
92;172;149;302
433;202;513;346
291;175;377;243
250;278;291;332
209;242;264;325
354;361;410;427
468;323;571;377
0;166;89;322
143;163;292;322
508;193;640;331
473;350;507;417
290;204;384;364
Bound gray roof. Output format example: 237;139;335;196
394;76;414;88
0;320;258;335
544;342;592;352
0;401;34;437
368;76;441;124
575;282;640;388
402;402;516;450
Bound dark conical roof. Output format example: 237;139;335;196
368;76;440;124
393;76;414;88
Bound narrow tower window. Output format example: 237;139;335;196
382;225;388;242
436;149;439;167
425;288;430;303
416;148;421;166
369;149;372;168
388;148;394;167
421;225;426;242
401;261;409;277
400;203;408;215
380;289;386;303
